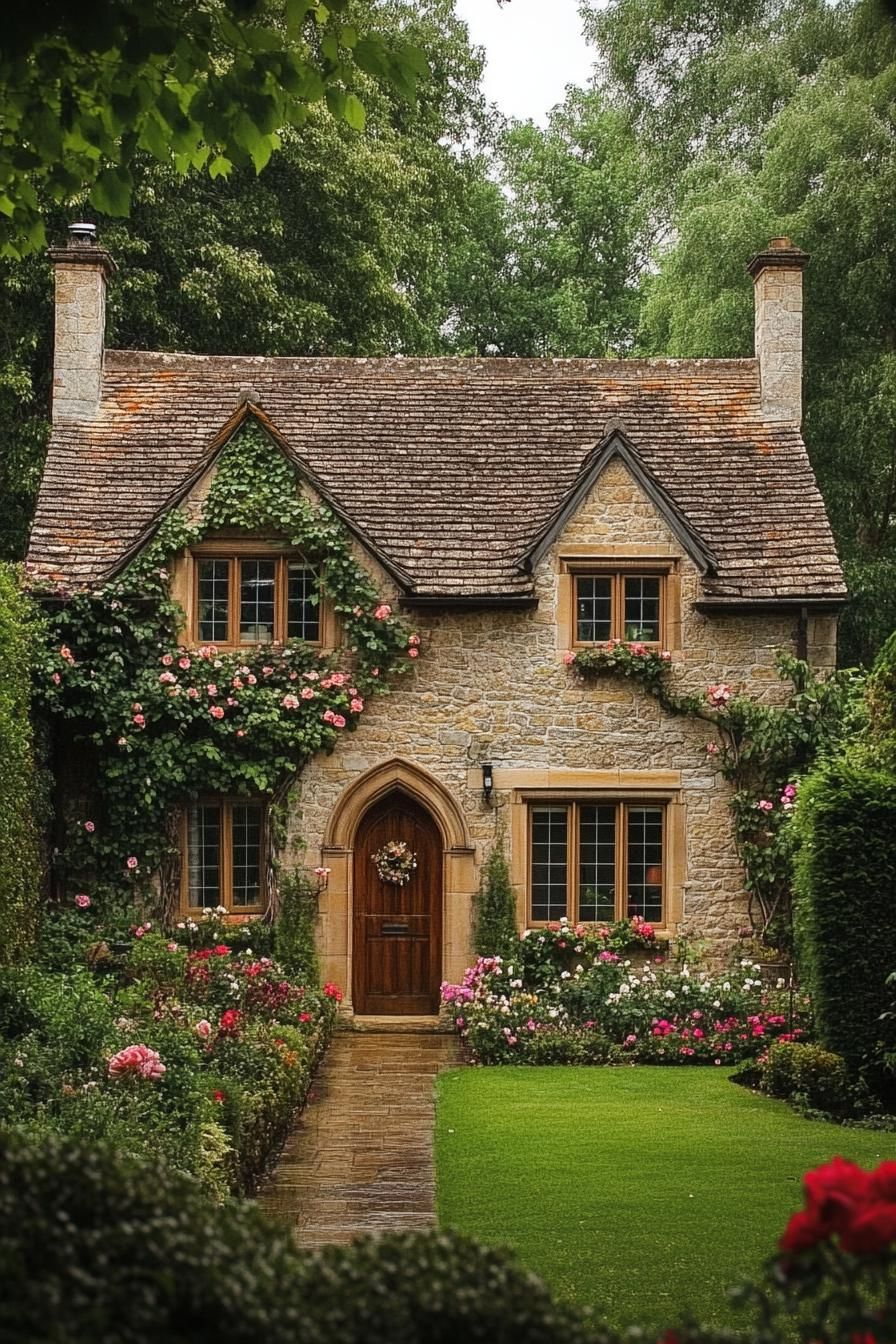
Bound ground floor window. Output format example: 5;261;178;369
185;799;265;912
529;800;664;924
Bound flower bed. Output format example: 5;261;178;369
442;918;809;1065
0;906;339;1197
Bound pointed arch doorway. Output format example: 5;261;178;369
352;789;443;1015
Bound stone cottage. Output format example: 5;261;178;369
28;227;846;1016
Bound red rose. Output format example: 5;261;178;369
868;1160;896;1203
840;1202;896;1254
804;1157;871;1234
779;1207;828;1253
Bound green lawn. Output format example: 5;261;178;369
435;1066;896;1332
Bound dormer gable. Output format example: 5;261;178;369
520;425;717;579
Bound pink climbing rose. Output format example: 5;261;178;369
374;604;391;620
74;893;91;909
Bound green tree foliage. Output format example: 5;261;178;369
1;0;489;561
448;90;650;355
473;843;518;958
594;0;896;665
0;565;42;964
0;0;428;258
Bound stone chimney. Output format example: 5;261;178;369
747;236;809;426
47;223;115;423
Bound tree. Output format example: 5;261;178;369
0;0;428;258
634;1;896;663
1;0;491;561
446;89;651;356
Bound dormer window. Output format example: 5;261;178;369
190;547;320;647
575;572;663;644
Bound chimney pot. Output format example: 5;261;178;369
68;221;98;246
747;237;809;426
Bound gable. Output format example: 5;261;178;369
553;456;685;557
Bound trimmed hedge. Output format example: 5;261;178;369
761;1041;851;1115
0;1129;613;1344
794;756;896;1081
0;564;41;964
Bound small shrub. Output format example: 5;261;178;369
762;1041;851;1115
274;868;320;981
472;844;518;959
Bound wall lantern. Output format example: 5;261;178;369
481;762;494;803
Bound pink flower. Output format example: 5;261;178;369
300;687;315;700
408;633;421;647
226;697;237;707
236;729;245;737
132;702;142;713
117;736;127;746
374;604;391;620
207;684;218;697
246;674;256;685
178;657;191;670
194;1019;212;1040
108;1044;165;1081
322;709;336;724
408;648;419;659
166;942;178;952
314;866;331;880
126;856;139;870
371;667;379;677
707;683;733;709
323;982;344;1001
60;645;75;664
262;665;274;677
159;671;177;684
281;694;300;710
51;672;61;684
332;714;346;728
187;687;199;699
132;714;145;728
705;742;720;756
209;705;225;720
74;893;91;909
756;799;774;813
350;697;364;713
160;653;174;666
352;605;364;617
660;650;672;661
232;677;243;689
562;651;576;665
84;821;95;833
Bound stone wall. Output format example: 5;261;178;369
281;458;838;998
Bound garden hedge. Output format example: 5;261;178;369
794;756;896;1081
0;1129;614;1344
0;564;41;964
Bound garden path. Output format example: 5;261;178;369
259;1028;460;1247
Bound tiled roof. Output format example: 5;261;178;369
27;352;846;602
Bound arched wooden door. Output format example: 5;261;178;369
352;790;443;1015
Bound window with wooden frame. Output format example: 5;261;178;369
573;569;666;646
528;800;665;925
183;799;266;913
191;546;321;647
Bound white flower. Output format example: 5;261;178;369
560;971;571;980
723;981;731;991
619;984;631;995
713;1000;721;1009
665;990;675;1000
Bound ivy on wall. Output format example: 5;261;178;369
565;643;862;951
36;421;420;920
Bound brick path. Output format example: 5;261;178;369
259;1029;461;1246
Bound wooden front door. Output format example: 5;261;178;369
352;791;443;1015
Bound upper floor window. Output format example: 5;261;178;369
194;553;320;647
574;571;664;645
529;800;665;925
185;798;265;912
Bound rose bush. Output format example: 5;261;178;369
443;921;809;1066
0;907;337;1197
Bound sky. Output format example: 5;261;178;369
453;0;596;125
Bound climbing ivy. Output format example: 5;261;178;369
566;643;863;950
36;421;420;920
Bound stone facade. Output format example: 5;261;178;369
249;456;840;1001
